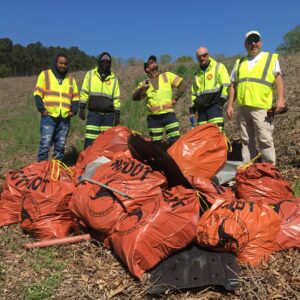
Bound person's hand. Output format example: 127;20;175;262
172;99;177;105
67;112;74;118
226;104;234;120
79;107;86;120
114;110;120;126
275;98;285;114
41;110;49;116
140;80;150;91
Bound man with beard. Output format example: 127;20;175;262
132;55;186;144
226;31;286;165
34;53;79;161
190;47;230;131
79;52;120;149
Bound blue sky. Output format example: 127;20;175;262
0;0;299;61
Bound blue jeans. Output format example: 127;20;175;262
37;115;70;161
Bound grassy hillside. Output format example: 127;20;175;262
0;55;299;299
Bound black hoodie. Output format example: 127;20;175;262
98;52;112;81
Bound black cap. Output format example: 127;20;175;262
144;55;157;72
147;55;157;62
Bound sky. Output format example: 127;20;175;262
0;0;299;61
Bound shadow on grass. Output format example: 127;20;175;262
63;146;81;166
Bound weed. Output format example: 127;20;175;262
293;181;300;196
23;273;62;300
32;248;67;273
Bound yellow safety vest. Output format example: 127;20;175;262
191;58;230;106
235;52;278;109
34;70;79;118
80;68;120;110
142;72;182;115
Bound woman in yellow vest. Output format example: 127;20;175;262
226;31;286;165
132;55;186;144
34;53;79;161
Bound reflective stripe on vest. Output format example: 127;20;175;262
88;70;117;97
146;72;175;114
236;53;276;108
193;62;222;96
236;53;273;88
42;70;74;117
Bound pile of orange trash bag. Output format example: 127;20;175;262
70;152;167;235
273;198;300;250
74;126;132;181
20;160;75;239
109;185;200;278
189;175;236;205
168;124;227;180
0;161;59;227
196;199;281;266
236;163;294;204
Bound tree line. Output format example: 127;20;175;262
0;25;299;78
0;37;196;78
0;38;99;77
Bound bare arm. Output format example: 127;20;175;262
274;74;285;113
226;83;236;120
173;79;187;101
132;81;149;101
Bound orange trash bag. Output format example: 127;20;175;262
273;198;300;250
74;126;132;181
20;160;75;240
0;161;64;227
236;163;294;204
0;187;20;227
167;124;227;179
109;185;200;278
196;199;281;266
70;154;167;235
189;175;236;205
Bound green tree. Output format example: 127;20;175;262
26;42;47;75
176;55;194;63
11;44;27;75
0;38;13;74
0;65;11;77
159;54;172;64
276;24;300;54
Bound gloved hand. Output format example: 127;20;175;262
79;107;86;121
220;97;227;107
189;115;195;128
114;110;120;126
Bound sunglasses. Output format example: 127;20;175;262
197;53;208;59
246;36;260;44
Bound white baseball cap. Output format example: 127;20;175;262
245;30;261;39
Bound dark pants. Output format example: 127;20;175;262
84;111;114;149
37;115;70;161
147;112;180;144
197;102;224;131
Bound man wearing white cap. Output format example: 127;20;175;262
226;30;285;164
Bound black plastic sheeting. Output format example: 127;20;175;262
128;134;191;188
148;244;239;295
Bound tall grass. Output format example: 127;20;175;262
0;95;39;159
